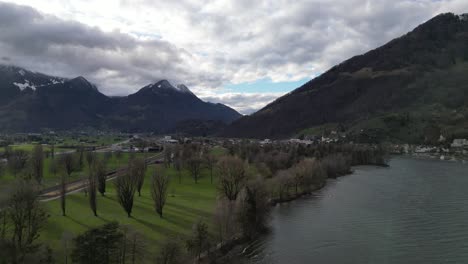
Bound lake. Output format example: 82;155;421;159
247;156;468;264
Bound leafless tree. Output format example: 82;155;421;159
50;144;55;159
61;231;74;264
157;239;183;264
85;151;96;170
174;156;182;184
60;173;67;216
173;145;183;184
186;219;211;262
236;179;271;239
49;158;59;178
7;180;47;262
204;153;217;184
115;150;123;166
94;159;107;196
273;170;293;200
163;144;173;168
129;158;146;197
186;157;203;184
0;162;5;179
213;198;237;242
77;146;85;170
7;150;29;178
89;167;98;217
294;158;327;193
217;156;246;201
60;153;76;178
150;170;170;218
120;225;146;264
31;145;44;184
115;174;136;217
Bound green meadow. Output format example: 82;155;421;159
37;146;227;262
42;164;218;263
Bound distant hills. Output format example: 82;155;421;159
223;13;468;144
0;65;241;133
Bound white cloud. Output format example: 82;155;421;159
199;91;287;115
1;0;468;112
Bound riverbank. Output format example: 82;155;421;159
200;163;385;263
239;157;468;264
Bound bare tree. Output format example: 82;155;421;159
157;240;183;264
186;157;202;184
7;150;29;178
217;156;246;201
85;151;96;170
7;180;48;262
115;150;123;166
60;173;67;216
77;146;85;170
163;144;173;168
61;153;76;178
236;179;271;239
115;174;136;217
94;159;107;196
61;231;74;264
173;145;183;184
213;198;237;242
174;157;182;184
293;158;326;193
273;170;293;200
150;170;170;218
31;145;44;184
50;144;55;159
128;158;146;197
120;226;146;264
89;166;98;216
0;161;4;179
204;153;216;184
186;220;210;262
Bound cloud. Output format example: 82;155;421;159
1;0;468;112
200;92;286;115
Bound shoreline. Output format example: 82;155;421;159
201;164;385;263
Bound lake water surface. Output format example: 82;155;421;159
247;156;468;264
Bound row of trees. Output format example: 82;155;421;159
208;141;389;260
163;144;217;184
0;144;130;184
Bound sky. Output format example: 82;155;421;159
1;0;468;114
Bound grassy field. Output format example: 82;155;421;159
42;164;218;263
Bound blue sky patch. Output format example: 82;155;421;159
224;77;310;94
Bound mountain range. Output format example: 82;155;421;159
223;13;468;144
0;65;241;133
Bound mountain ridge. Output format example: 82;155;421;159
0;66;241;133
222;13;468;144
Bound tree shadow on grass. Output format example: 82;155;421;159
133;217;177;237
166;202;212;219
161;211;196;231
64;215;90;229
